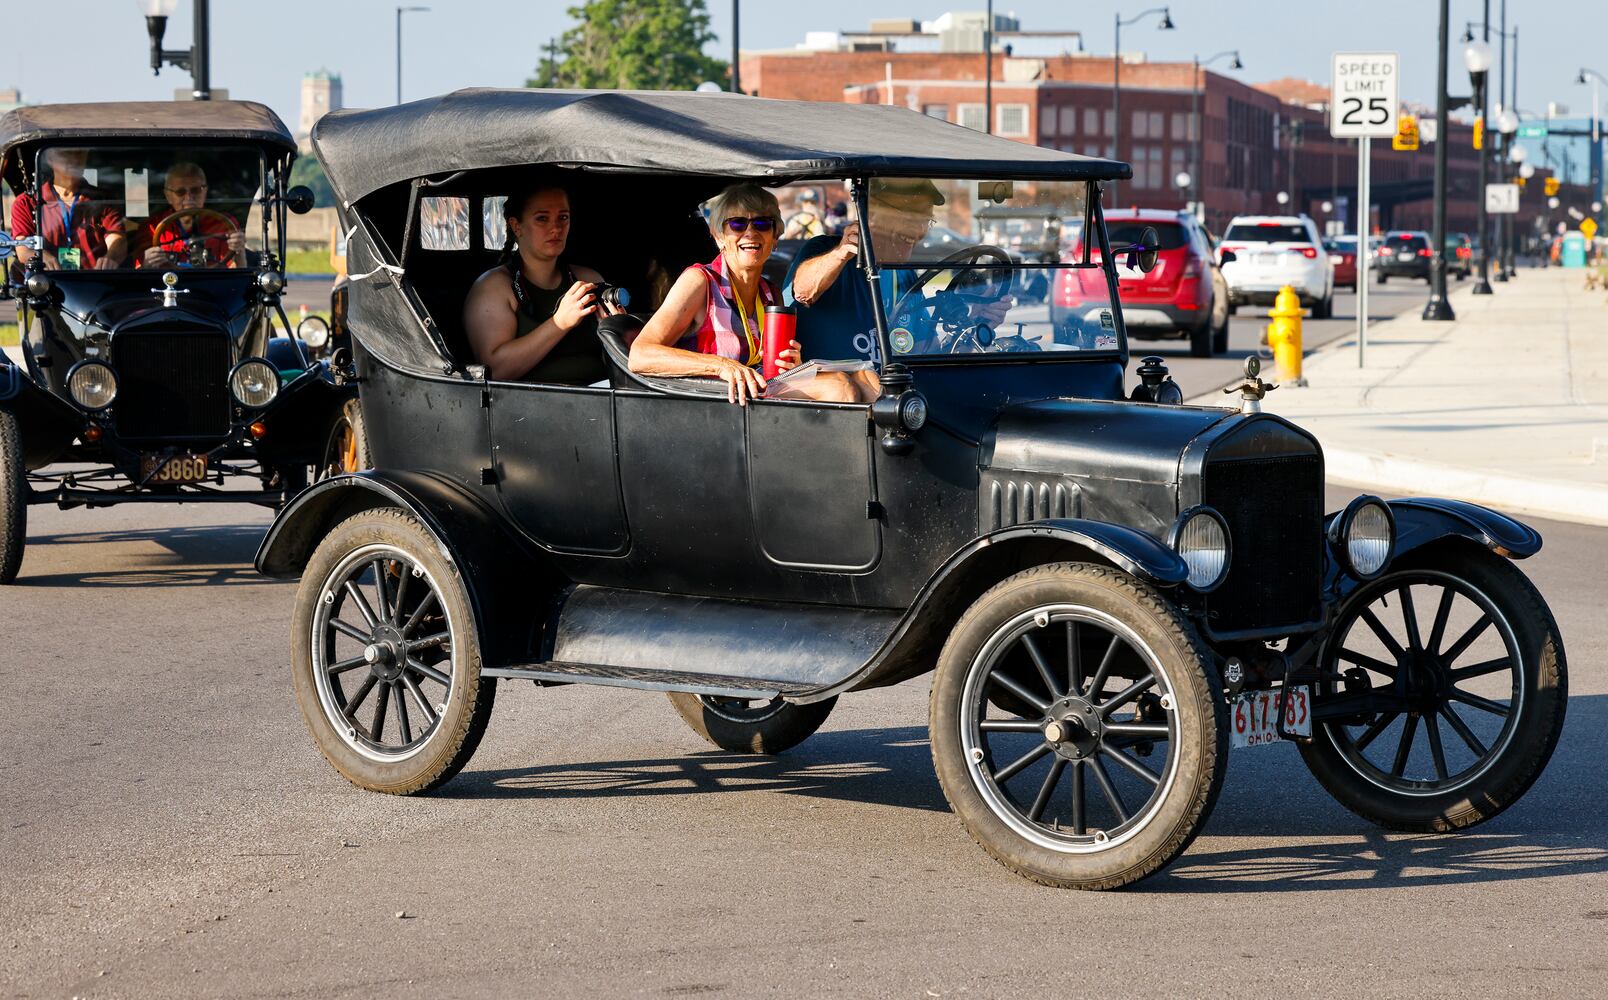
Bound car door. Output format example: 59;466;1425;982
488;381;629;555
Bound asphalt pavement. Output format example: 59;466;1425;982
2;481;1604;998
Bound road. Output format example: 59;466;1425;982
2;476;1604;997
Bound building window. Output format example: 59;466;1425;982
1133;109;1149;138
1171;112;1192;141
996;103;1029;137
1131;145;1164;188
1104;109;1116;135
958;103;987;132
1084;108;1101;135
923;104;949;121
1060;106;1078;135
1149;111;1164;139
1170;146;1190;185
1040;109;1057;137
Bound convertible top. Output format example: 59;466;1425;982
0;100;295;155
313;88;1131;205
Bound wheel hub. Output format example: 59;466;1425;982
1397;650;1449;713
1044;696;1103;760
364;625;405;681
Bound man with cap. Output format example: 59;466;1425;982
782;189;826;240
783;178;1009;363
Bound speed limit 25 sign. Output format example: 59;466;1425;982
1331;52;1399;139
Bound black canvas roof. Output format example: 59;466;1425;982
313;88;1130;205
0;100;295;154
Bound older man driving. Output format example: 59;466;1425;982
137;162;245;268
784;178;1011;361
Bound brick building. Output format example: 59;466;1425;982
741;34;1559;239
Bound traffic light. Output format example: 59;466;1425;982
1544;177;1561;197
1473;116;1484;150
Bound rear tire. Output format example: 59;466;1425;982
1188;321;1214;358
318;398;371;481
1378;273;1388;285
1312;293;1333;320
0;408;25;584
930;562;1226;889
1211;311;1230;355
667;692;837;754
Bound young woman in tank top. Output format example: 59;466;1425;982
463;184;622;383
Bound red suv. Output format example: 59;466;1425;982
1051;209;1229;357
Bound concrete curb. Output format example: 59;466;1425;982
1321;446;1608;528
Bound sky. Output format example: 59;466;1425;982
5;0;1604;131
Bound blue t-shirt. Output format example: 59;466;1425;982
782;235;882;363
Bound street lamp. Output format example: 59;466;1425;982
140;0;210;100
396;6;430;106
1188;50;1240;222
1112;7;1174;198
1465;35;1494;294
1578;69;1606;231
1423;0;1456;320
1275;191;1290;206
1494;105;1518;282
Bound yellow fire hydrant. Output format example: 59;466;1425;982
1265;285;1306;386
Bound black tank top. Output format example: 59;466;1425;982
510;263;607;385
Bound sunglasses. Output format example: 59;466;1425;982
723;216;777;234
166;184;207;197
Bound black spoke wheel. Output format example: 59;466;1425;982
1300;545;1566;832
931;563;1225;890
667;692;837;754
292;509;494;794
0;408;25;584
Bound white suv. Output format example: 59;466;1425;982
1217;215;1334;318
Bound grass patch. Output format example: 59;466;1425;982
0;323;17;347
284;247;335;274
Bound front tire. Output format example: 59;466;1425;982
292;508;495;794
667;693;837;754
1299;545;1566;832
930;563;1226;890
1188;320;1214;358
1312;293;1333;320
0;409;24;584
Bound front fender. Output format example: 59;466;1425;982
1383;497;1542;561
802;519;1188;700
0;359;83;469
256;470;562;665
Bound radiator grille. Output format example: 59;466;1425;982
1200;454;1323;634
113;330;232;441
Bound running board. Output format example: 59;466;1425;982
483;661;815;700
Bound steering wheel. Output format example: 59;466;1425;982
151;208;241;266
888;244;1012;322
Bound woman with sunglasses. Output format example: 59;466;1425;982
630;183;832;406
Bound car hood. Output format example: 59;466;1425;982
982;398;1233;486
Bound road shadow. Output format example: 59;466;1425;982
451;724;948;813
20;523;268;588
451;692;1608;891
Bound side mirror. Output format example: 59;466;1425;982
1219;249;1237;265
1122;226;1160;273
284;185;316;215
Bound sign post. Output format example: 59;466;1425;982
1332;52;1399;367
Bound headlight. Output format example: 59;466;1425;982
67;361;118;410
297;316;331;351
1331;496;1394;579
229;359;280;408
1170;506;1230;591
898;390;928;431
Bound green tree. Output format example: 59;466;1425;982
287;154;336;208
528;0;728;91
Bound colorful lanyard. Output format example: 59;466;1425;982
59;192;76;236
730;289;764;368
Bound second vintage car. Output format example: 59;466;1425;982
258;89;1566;890
0;101;362;583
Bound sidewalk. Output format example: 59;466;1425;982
1200;267;1608;527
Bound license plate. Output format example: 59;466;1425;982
140;453;209;484
1254;252;1277;265
1398;251;1413;258
1230;686;1311;748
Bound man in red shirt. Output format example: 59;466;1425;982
10;147;128;270
138;162;244;269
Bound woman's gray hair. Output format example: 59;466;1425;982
705;183;781;235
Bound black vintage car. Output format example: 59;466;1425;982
0;101;362;583
257;90;1566;889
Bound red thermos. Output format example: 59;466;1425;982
761;305;796;379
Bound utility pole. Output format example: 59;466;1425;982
984;0;994;134
731;0;741;94
1494;0;1508;281
1473;0;1493;294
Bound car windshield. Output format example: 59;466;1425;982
23;145;266;271
1224;223;1309;243
866;177;1118;357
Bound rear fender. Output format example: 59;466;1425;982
255;470;560;664
811;519;1188;699
0;360;83;469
